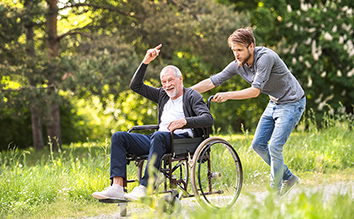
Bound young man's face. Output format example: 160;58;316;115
231;43;254;67
160;69;183;100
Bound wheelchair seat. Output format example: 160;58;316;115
171;137;204;156
126;136;204;164
127;124;208;158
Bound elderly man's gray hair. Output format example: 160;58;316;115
160;65;182;78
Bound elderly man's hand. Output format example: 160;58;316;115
143;44;162;64
167;118;187;132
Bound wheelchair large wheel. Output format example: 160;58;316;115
191;137;243;211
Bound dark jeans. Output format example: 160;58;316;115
110;131;190;187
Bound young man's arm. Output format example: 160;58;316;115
212;87;260;103
191;78;260;103
190;78;215;93
191;61;238;94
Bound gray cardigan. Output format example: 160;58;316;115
130;63;214;137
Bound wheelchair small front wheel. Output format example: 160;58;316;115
157;193;182;215
191;137;243;211
137;160;145;181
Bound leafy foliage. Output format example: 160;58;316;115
218;0;353;120
1;0;352;149
1;0;252;150
279;0;354;115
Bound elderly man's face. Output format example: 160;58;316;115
161;69;183;100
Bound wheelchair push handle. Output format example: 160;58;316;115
207;95;214;109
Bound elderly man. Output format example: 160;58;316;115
93;44;213;200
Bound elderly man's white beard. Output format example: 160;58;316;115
166;91;178;98
165;86;178;98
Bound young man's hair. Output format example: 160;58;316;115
228;27;256;48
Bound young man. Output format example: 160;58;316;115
191;28;306;196
92;44;213;200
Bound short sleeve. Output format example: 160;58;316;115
210;61;238;87
252;54;274;91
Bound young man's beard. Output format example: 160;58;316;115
238;51;252;67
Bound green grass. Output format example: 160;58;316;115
218;122;354;191
1;114;353;218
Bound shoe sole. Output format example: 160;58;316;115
124;194;141;201
92;193;125;200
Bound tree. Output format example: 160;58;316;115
0;0;143;150
0;0;48;149
1;0;252;151
116;0;255;132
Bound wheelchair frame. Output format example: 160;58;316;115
99;96;243;216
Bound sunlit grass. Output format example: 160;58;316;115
0;112;353;218
187;189;354;219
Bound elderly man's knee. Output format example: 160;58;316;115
150;131;170;150
151;131;169;140
111;131;129;143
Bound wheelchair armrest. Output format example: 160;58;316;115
128;125;159;133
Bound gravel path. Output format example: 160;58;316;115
84;180;354;219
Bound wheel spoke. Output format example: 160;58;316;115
191;137;243;211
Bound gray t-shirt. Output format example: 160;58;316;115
210;47;305;104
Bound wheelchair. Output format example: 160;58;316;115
99;96;243;216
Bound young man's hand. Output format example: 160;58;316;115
143;44;162;64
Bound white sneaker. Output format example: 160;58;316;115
124;185;147;200
92;186;124;200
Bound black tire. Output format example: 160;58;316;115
191;137;243;211
137;160;145;181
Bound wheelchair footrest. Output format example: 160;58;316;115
99;198;130;204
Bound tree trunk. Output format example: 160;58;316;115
46;0;62;151
25;0;44;150
46;93;62;151
30;105;45;149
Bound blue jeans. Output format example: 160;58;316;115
110;131;190;187
251;97;306;190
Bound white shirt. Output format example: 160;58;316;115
158;95;194;137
